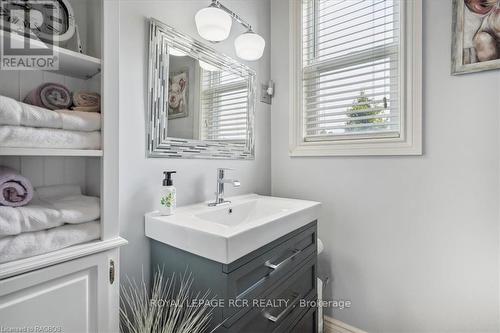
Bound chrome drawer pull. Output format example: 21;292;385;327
264;249;301;271
263;293;301;323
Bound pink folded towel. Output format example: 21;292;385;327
72;92;100;113
0;166;33;207
24;83;72;110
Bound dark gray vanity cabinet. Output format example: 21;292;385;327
150;221;318;333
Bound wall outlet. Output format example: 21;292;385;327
260;84;272;104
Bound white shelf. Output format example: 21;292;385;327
0;237;128;279
0;30;101;80
0;147;103;157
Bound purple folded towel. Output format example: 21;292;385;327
24;83;72;110
0;166;33;207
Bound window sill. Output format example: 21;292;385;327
289;139;422;157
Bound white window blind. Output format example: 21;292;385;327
200;69;249;142
302;0;400;141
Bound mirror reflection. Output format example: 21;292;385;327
147;19;255;159
167;47;249;144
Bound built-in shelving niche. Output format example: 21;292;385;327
0;31;101;80
0;156;101;198
0;0;108;274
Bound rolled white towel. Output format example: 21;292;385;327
0;220;101;263
0;125;101;150
0;95;101;132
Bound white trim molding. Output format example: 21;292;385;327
0;237;128;279
324;316;368;333
289;0;422;156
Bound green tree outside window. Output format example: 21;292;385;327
346;91;387;132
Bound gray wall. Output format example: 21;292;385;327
118;0;271;282
270;0;500;332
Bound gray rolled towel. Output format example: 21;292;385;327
0;166;34;207
24;82;72;110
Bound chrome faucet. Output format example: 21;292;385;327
209;168;240;206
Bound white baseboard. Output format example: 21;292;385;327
324;315;368;333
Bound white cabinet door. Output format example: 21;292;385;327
0;249;120;333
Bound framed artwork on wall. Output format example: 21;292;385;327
452;0;500;75
168;69;189;119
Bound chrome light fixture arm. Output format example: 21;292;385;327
210;0;253;32
196;0;266;60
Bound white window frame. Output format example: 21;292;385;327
199;70;249;143
289;0;422;156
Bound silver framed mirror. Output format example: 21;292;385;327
147;18;256;159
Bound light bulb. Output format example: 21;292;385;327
234;31;265;61
195;7;232;42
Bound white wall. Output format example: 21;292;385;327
118;0;271;281
67;0;101;57
270;0;500;332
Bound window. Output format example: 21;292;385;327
290;0;422;156
200;69;249;143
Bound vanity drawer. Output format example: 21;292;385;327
222;254;317;333
223;224;316;318
290;307;318;333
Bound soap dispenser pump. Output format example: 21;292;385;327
158;171;176;216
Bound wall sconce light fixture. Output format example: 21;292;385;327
195;0;265;61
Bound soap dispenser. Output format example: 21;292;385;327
158;171;176;216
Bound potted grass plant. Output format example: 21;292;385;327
120;269;214;333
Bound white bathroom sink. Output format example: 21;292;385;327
145;194;321;264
